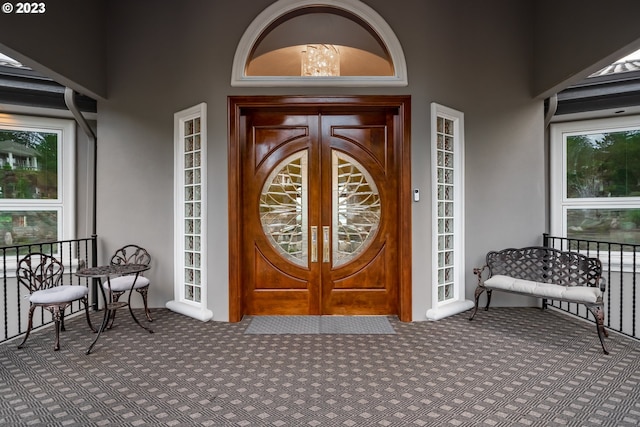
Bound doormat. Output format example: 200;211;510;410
244;315;396;335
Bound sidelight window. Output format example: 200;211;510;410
427;103;473;320
167;103;213;322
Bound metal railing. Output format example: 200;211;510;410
543;233;639;342
0;235;98;345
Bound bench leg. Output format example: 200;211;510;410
469;286;485;320
484;289;493;311
587;304;609;355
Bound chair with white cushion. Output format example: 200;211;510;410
104;244;152;328
17;253;95;351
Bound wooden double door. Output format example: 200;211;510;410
231;97;410;319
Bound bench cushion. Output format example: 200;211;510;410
484;275;602;304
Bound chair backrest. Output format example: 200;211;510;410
17;253;64;294
110;245;151;267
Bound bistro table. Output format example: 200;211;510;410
76;263;153;354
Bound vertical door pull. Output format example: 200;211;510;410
310;226;318;263
322;226;330;263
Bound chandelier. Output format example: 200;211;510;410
301;44;340;76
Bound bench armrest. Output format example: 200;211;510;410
599;276;607;293
473;265;488;287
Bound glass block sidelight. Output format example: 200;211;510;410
176;108;204;304
169;103;212;321
428;103;468;320
182;116;203;303
435;115;456;303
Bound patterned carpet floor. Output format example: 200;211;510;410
0;307;639;426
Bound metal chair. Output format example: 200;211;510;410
17;253;95;351
103;244;152;328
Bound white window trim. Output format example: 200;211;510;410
426;103;473;320
230;0;408;87
0;114;76;277
550;115;640;272
166;103;213;322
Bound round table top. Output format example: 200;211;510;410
75;263;150;278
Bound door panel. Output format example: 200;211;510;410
241;109;399;315
320;114;398;314
242;113;320;314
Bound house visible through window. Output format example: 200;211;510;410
550;115;640;245
0;115;75;248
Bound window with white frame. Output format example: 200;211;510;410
427;103;473;320
167;103;213;322
550;115;640;246
0;114;75;250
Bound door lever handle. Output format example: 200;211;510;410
310;226;318;263
322;226;330;263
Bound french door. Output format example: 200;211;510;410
240;110;398;315
229;96;411;320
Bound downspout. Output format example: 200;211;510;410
544;93;558;128
543;94;558;269
64;87;98;308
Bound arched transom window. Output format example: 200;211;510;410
231;0;407;87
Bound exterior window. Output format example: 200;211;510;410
0;115;75;249
551;116;640;245
427;103;473;320
167;103;212;322
231;0;408;87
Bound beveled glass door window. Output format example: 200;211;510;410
260;151;308;267
259;149;380;268
332;150;380;267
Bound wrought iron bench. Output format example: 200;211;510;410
469;246;609;354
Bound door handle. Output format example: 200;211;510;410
322;226;330;263
310;226;318;263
